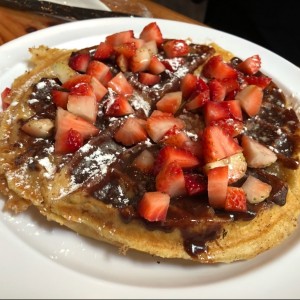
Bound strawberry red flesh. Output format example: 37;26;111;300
224;187;247;212
138;191;170;222
184;173;207;196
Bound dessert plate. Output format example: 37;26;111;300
0;17;299;299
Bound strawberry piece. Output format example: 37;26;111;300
55;108;99;154
204;152;247;184
210;118;244;137
67;93;98;123
241;135;277;168
235;85;263;117
146;115;185;142
224;187;247;212
144;40;158;56
203;100;242;126
65;129;84;153
62;74;107;102
1;87;11;110
163;40;190;58
208;79;226;102
105;30;134;46
116;54;129;72
184;173;207;196
108;72;134;97
202;125;243;163
51;88;70;109
114;42;137;58
104;94;134;117
148;56;166;75
138;72;160;86
156;91;182;114
202;55;237;80
162;130;192;149
94;42;114;60
156;161;186;197
241;175;272;204
68;52;91;73
181;73;198;99
153;145;200;175
185;90;210;111
130;46;152;73
220;78;240;94
86;60;110;83
138;191;170;222
207;166;228;209
132;149;155;173
139;22;163;46
244;75;272;89
237;55;261;75
114;117;148;146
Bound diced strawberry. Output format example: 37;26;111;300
114;117;148;146
207;166;228;209
116;54;129;72
153;145;200;175
94;42;114;60
138;191;170;222
67;93;98;123
108;72;133;97
163;40;190;58
132;149;155;173
225;100;243;121
224;187;247;212
105;30;134;46
114;42;137;58
185;90;210;111
89;77;108;102
156;91;182;114
62;74;107;102
210;118;244;137
104;94;134;117
204;152;247;184
55;108;99;153
130;46;152;72
241;135;277;168
148;56;166;74
100;69;114;87
184;173;207;196
62;74;92;90
62;128;84;153
144;40;158;56
244;75;272;89
68;52;91;73
128;38;145;49
86;60;110;82
220;77;240;94
202;55;237;80
1;87;11;110
146;115;185;142
241;175;272;204
51;88;69;109
237;55;261;75
156;161;186;197
235;85;263;117
162;130;192;149
150;110;173;117
138;72;160;86
208;79;226;102
203;101;230;124
181;73;198;99
161;57;185;72
69;81;94;96
139;22;163;46
202;125;243;163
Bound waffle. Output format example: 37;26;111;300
0;22;299;263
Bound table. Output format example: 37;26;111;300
0;0;204;46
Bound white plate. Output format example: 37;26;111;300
0;17;300;299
